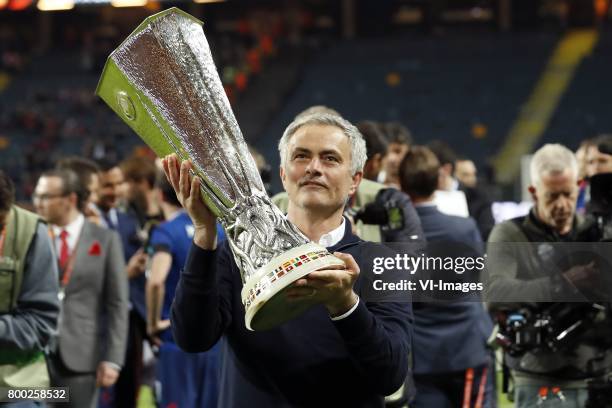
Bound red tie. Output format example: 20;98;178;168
59;229;70;270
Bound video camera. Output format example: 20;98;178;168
349;200;404;232
346;188;407;232
491;303;609;357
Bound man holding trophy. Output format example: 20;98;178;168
96;8;412;407
163;112;413;407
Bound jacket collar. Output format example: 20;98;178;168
523;208;578;242
327;216;362;252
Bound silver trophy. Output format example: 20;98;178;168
96;8;343;331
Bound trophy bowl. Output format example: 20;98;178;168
96;7;344;331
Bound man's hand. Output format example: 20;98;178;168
286;252;359;317
147;319;171;347
126;248;147;278
161;154;217;249
562;261;600;293
96;362;120;387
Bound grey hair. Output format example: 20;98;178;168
278;113;367;175
530;144;578;187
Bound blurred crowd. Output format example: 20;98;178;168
0;4;334;204
2;99;612;407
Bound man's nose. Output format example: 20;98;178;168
305;157;323;175
555;197;572;211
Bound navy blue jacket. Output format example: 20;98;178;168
171;220;413;407
413;205;493;374
105;209;146;319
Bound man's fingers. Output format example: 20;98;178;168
306;269;345;282
180;160;192;200
292;278;309;287
190;176;202;205
286;286;317;299
165;154;180;192
333;252;359;273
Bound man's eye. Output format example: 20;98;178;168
325;156;338;162
294;154;307;159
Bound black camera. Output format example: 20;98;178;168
493;303;608;357
350;200;404;232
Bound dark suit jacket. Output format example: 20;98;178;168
171;220;413;408
459;183;495;241
57;220;129;373
413;205;493;374
108;209;147;320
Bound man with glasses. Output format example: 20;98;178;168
33;169;128;408
0;171;59;406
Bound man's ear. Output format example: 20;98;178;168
279;165;286;189
349;171;363;196
528;185;537;202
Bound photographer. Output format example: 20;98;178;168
486;144;612;408
579;134;612;243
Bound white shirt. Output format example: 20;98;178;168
317;217;346;248
52;214;85;255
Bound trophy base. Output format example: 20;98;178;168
242;242;345;331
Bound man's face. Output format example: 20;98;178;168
33;176;71;225
384;142;409;178
586;145;612;177
97;167;124;211
124;178;149;211
455;160;477;188
530;168;578;235
280;124;361;213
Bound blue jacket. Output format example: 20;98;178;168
104;209;146;319
413;205;493;374
171;220;413;407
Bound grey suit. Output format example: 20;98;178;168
48;220;129;408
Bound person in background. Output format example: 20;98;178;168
95;159;148;408
454;158;478;188
399;146;494;408
33;169;128;408
429;141;495;240
380;121;412;189
56;156;102;225
574;139;593;214
357;120;388;182
120;155;163;231
586;134;612;177
146;175;219;408
486;144;609;408
0;171;59;407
